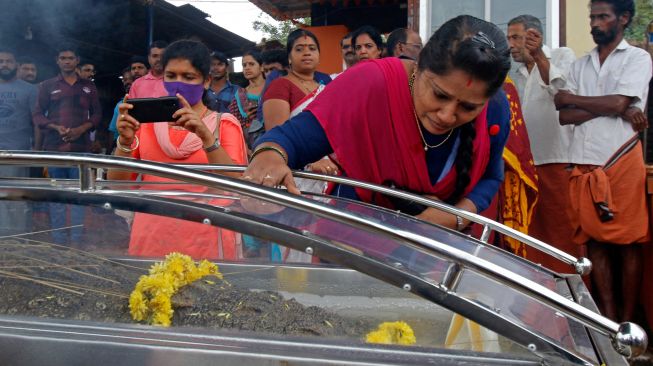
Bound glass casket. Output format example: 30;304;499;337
0;151;647;366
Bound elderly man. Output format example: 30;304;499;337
386;28;423;60
506;14;577;273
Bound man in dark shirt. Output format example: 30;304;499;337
33;45;101;154
206;50;240;113
32;44;101;245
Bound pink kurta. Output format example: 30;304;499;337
128;112;247;260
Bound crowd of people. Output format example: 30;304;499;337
0;0;651;324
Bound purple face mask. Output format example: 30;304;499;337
164;81;205;106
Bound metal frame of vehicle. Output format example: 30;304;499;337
0;151;647;365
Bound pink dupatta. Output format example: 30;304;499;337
305;58;491;206
153;110;219;160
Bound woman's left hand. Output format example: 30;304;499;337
416;197;475;231
308;157;339;175
170;93;212;142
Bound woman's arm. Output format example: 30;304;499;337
416;196;478;230
263;99;291;130
108;97;140;180
243;111;334;192
206;115;248;178
262;78;293;131
172;96;243;178
256;111;333;169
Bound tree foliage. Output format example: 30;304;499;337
252;12;310;45
625;0;653;43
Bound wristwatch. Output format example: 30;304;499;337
203;138;221;153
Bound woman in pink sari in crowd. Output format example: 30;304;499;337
245;15;512;231
110;40;248;260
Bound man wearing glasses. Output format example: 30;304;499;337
331;33;358;79
386;28;423;61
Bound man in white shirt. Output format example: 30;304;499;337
506;15;577;274
554;0;651;322
330;33;357;79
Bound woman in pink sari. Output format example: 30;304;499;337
109;40;248;260
245;16;512;231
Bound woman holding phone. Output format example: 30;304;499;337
109;39;248;260
229;49;265;150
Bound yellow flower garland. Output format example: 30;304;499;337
129;252;223;327
365;321;416;345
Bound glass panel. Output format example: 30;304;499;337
430;0;484;35
456;269;597;363
0;177;598;364
1;178;560;284
0;197;533;359
490;0;547;42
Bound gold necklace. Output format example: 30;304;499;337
291;70;316;94
409;70;453;151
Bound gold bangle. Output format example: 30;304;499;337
116;135;139;153
251;145;288;164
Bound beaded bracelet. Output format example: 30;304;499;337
116;135;139;153
250;146;288;164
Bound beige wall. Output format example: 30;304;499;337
565;1;595;57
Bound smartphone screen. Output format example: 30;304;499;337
129;96;180;123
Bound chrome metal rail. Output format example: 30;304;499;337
177;164;591;276
0;151;645;359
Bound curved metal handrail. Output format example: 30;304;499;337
176;164;591;276
0;151;645;359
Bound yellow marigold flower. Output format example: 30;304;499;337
365;321;416;346
152;311;172;327
149;262;165;275
150;293;173;316
129;252;223;327
166;260;186;277
129;291;148;321
198;260;222;279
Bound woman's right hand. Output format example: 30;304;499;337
116;95;141;144
243;144;300;195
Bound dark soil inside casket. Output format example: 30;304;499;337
0;240;371;339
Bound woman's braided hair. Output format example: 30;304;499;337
417;15;510;203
